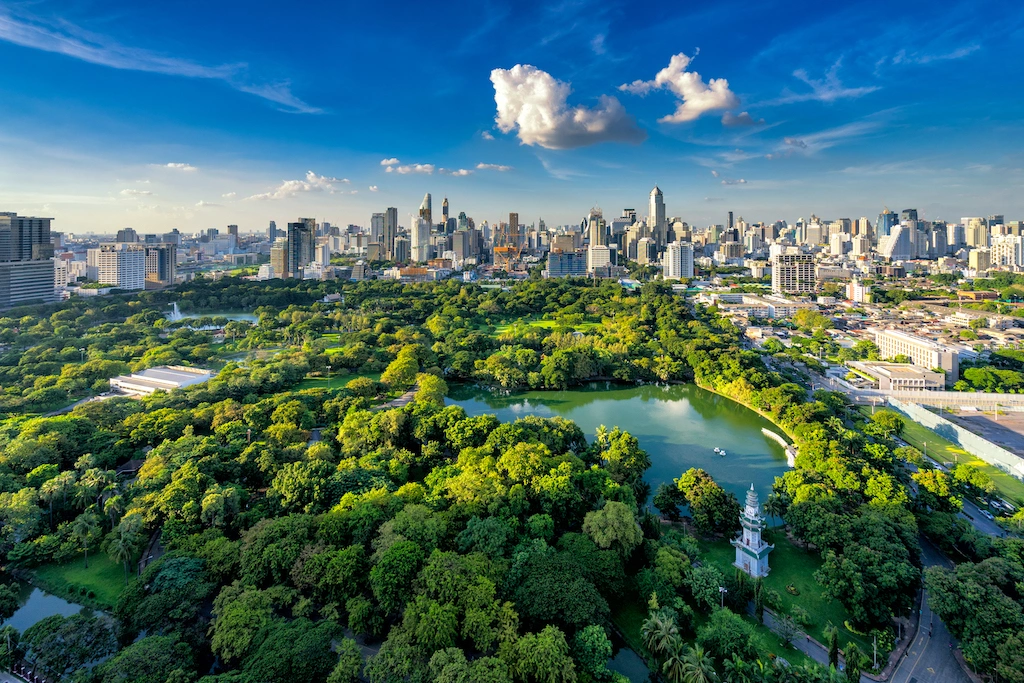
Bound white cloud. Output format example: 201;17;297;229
386;163;434;174
476;163;513;171
221;192;236;199
195;200;221;207
722;111;765;127
767;59;880;105
491;64;645;149
119;188;151;196
619;51;738;123
481;131;495;140
777;121;881;155
720;178;747;185
161;162;198;172
892;44;980;65
591;34;607;56
368;185;379;192
710;170;720;177
380;158;400;166
247;171;350;200
0;10;320;113
443;168;473;176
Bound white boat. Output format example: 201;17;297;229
714;447;721;453
720;450;727;457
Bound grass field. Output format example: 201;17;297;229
295;372;380;392
32;553;129;609
491;318;602;336
858;406;1024;504
701;533;873;656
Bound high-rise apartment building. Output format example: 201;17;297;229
270;238;287;278
664;241;694;279
649;186;666;248
0;212;54;261
96;243;146;290
286;218;316;277
963;217;988;248
587;208;606;247
227;224;239;238
771;252;815;294
410;215;432;263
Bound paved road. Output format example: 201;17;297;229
888;539;969;683
960;499;1006;537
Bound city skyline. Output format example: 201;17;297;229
1;0;1023;231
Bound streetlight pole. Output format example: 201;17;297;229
79;347;85;363
719;586;728;609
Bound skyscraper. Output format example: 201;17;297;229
115;227;139;243
268;221;278;242
649;186;666;248
383;207;398;259
96;243;146;290
876;209;897;241
900;209;918;222
664;241;694;279
370;213;385;243
286;218;316;277
0;212;53;261
0;212;57;309
419;194;432;226
587;208;606;247
442;197;449;227
227;224;239;238
145;244;177;286
509;212;520;248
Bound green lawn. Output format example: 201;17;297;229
491;318;602;336
609;592;648;655
701;533;873;657
32;552;130;609
295;372;380;392
858;407;1024;504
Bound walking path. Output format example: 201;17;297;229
376;384;419;410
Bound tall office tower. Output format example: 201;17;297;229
988;214;1005;228
115;227;139;243
393;236;410;264
649;186;666;248
383;207;398;259
664;241;694;279
829;233;849;256
410;215;432;262
419;194;432;225
162;228;182;245
509;212;520;248
876;208;897;242
901;209;918;223
727;211;734;230
587;208;606;247
931;223;949;256
442;197;449;226
268;221;278;242
286;219;315;277
457;211;469;232
947;223;965;251
0;212;57;310
771;252;815;294
804;222;824;245
227;224;239;238
854;217;872;238
145;244;177;286
963;217;988;247
96;243;146;290
0;212;54;260
270;238;287;278
370;213;385;242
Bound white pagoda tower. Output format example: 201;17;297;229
732;484;773;578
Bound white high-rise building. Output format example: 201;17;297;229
771;251;815;294
990;235;1024;268
410;216;432;263
649;186;666;248
95;243;146;290
664;241;694;279
587;244;611;272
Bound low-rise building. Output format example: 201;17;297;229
848;361;945;391
110;365;213;396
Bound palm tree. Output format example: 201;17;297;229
71;513;98;568
764;493;785;529
661;636;687;683
107;529;135;585
681;645;718;683
720;654;751;683
641;613;678;659
595;425;609;454
103;495;123;530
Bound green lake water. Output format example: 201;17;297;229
449;382;790;501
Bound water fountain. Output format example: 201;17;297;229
168;302;183;321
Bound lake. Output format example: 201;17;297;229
7;585;86;633
449;382;790;501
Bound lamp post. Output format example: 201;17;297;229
79;347;85;363
719;586;728;609
327;364;332;390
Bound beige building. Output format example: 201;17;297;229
873;329;958;386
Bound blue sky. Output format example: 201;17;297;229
1;0;1023;233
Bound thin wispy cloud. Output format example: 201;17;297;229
195;200;221;207
119;188;151;196
441;168;473;176
892;44;980;65
777;120;881;155
764;59;880;105
0;10;320;113
476;163;513;171
221;192;237;199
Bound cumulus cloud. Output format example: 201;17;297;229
722;111;765;127
481;131;495;140
619;51;738;123
476;163;513;171
368;185;379;192
443;168;473;176
380;158;400;166
247;171;350;200
162;162;197;172
386;163;434;174
784;137;808;148
490;64;645;149
119;188;152;196
221;192;236;199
